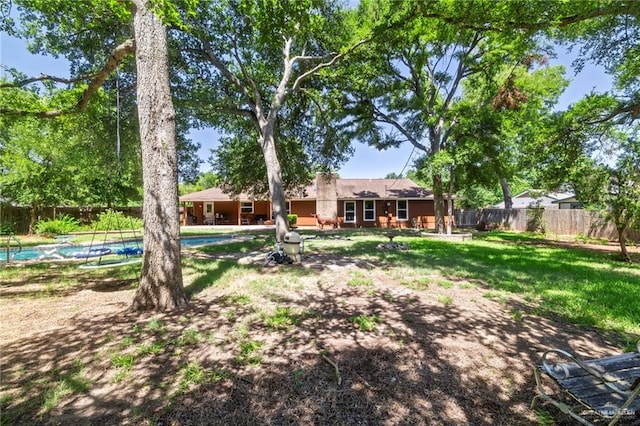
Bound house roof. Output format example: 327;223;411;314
513;189;574;201
179;177;434;202
336;179;434;199
492;189;576;208
551;195;580;204
179;187;254;202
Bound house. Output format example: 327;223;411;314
551;195;583;209
492;189;577;209
179;174;449;229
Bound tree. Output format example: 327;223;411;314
456;61;569;209
532;92;640;261
571;132;640;262
0;84;142;232
339;0;640;231
130;0;187;310
171;0;365;241
342;0;542;233
3;0;188;310
1;116;73;233
179;171;220;195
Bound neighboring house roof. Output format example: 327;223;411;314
551;195;580;204
492;189;575;208
179;177;435;202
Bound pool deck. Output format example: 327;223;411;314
180;225;319;233
181;225;275;233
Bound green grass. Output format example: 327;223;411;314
110;353;136;382
2;230;639;337
412;232;640;334
236;340;264;366
2;229;639;424
263;306;303;330
176;361;229;394
350;314;381;332
315;231;640;336
41;360;91;412
436;294;454;306
176;328;203;347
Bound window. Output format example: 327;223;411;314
364;200;375;221
205;203;213;214
240;201;254;213
344;201;356;223
397;200;408;221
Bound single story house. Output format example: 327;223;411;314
492;189;578;209
179;174;450;229
551;195;583;209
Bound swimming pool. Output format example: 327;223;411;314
1;235;237;262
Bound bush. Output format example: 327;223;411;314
90;209;143;231
0;220;17;235
525;208;546;234
35;214;80;236
287;214;298;227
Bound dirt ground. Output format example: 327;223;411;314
1;239;639;425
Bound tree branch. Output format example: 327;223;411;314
290;39;369;93
268;36;295;122
231;35;263;114
371;102;427;152
0;73;94;88
201;39;255;108
0;39;135;118
414;1;636;33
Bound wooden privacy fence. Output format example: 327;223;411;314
454;208;640;242
0;204;142;234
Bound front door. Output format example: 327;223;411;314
205;203;214;224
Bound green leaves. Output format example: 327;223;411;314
0;85;142;209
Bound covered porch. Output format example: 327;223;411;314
181;200;272;226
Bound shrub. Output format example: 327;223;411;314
287;214;298;226
0;220;17;234
526;208;546;233
90;209;143;231
34;214;80;236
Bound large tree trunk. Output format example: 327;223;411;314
617;226;631;262
430;119;446;234
500;178;513;209
131;0;188;311
260;126;289;242
446;164;455;235
28;202;38;235
433;172;445;234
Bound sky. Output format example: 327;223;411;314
1;32;612;179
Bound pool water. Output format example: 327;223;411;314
1;235;234;262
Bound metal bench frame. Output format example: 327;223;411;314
532;341;640;426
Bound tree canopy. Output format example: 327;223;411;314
167;0;366;240
3;0;640;303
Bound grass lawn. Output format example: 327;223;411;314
1;230;638;425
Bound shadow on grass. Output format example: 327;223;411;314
320;234;640;336
2;272;629;425
0;262;141;298
183;258;240;297
1;231;638;424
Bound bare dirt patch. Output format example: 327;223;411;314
1;244;637;425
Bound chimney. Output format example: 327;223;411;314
315;172;338;219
